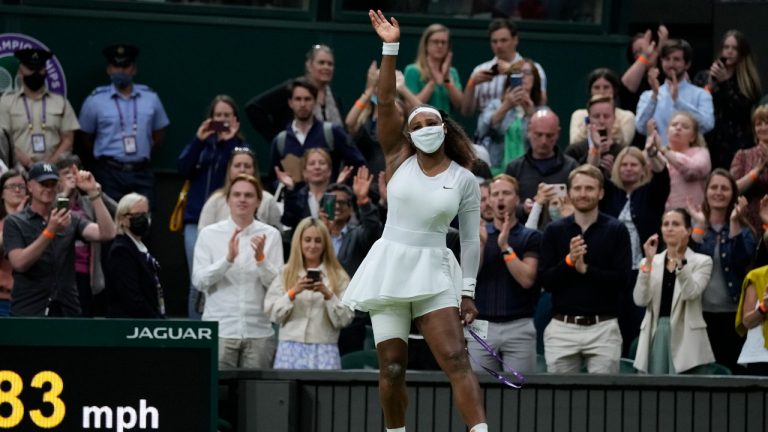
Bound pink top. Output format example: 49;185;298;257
665;146;711;210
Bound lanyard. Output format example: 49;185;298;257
21;94;46;131
466;327;525;389
113;95;138;136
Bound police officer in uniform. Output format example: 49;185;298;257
78;44;170;207
0;48;80;170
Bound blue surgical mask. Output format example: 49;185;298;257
548;206;562;221
110;72;133;90
409;125;445;154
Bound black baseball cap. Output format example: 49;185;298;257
28;162;59;183
103;44;139;67
14;48;52;71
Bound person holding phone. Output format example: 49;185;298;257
659;112;711;210
566;94;626;169
265;217;353;369
342;11;488;432
4;162;116;317
568;68;636;147
706;30;762;169
475;59;542;174
633;209;714;374
193;174;283;369
178;95;248;319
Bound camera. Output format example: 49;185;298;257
321;193;336;220
209;121;230;132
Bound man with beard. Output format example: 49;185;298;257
538;164;631;373
0;48;79;169
270;78;364;184
79;44;170;207
635;39;714;144
471;174;540;373
479;180;494;223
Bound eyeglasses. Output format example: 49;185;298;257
3;184;26;191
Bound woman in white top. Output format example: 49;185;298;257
198;147;283;232
193;174;284;369
265;217;353;369
343;11;487;432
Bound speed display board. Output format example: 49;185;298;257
0;319;217;431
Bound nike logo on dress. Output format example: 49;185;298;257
442;186;453;189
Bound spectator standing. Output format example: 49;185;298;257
539;165;631;373
105;193;164;318
471;174;540;373
78;44;170;206
193;174;283;369
687;169;755;373
177;95;247;319
0;48;79;169
4;162;115;316
731;106;768;234
633;209;715;374
265;217;353;369
659;112;711;209
0;170;27;316
635;39;714;144
462;18;547;117
565;95;626;168
706;30;762;169
404;24;463;113
245;44;344;143
736;264;768;375
569;68;635;146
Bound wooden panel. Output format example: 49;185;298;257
536;389;554;432
587;389;606;432
333;386;350;432
501;385;520;432
657;391;675;432
483;386;503;431
639;390;658;432
692;391;711;432
622;390;641;432
746;391;765;432
553;389;572;431
571;389;589;432
674;390;693;432
415;386;435;431
365;385;383;432
348;385;368;432
315;385;334;432
711;392;728;432
433;386;453;431
518;386;537;432
728;392;746;432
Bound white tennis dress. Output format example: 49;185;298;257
342;155;481;312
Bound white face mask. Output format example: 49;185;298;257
409;125;445;154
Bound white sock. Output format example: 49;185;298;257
386;428;406;432
470;423;488;432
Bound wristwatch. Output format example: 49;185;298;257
502;246;514;256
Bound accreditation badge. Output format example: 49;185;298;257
123;135;137;155
31;134;46;153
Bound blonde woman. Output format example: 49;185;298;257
403;23;463;113
265;217;353;369
659;111;711;209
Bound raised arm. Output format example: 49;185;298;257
370;10;405;162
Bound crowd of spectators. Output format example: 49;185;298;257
2;17;768;376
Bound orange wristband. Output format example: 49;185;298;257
503;251;517;263
590;147;599;157
256;253;265;263
762;224;768;231
759;301;767;315
692;227;705;235
467;78;474;87
641;264;652;273
637;54;652;66
357;197;370;206
751;170;759;181
42;228;54;240
288;288;296;301
565;254;575;267
354;99;366;110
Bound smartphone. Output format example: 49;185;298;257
306;268;321;282
322;193;336;220
56;196;69;211
209;120;230;132
551;184;567;199
719;56;727;65
489;64;500;76
507;73;523;89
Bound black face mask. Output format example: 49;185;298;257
128;213;150;237
23;73;46;91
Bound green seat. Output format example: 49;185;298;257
628;337;639;360
364;325;375;350
341;349;379;370
619;358;637;374
686;362;732;375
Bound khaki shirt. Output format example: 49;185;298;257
0;89;79;162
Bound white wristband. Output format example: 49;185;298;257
461;278;476;299
382;42;399;56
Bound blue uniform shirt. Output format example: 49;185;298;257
78;83;170;162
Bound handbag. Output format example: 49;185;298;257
169;180;190;232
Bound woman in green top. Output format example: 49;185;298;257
404;23;463;113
